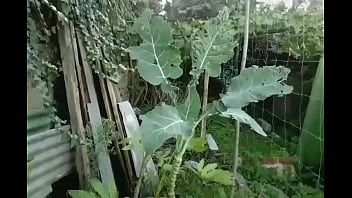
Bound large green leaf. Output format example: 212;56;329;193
221;66;293;108
128;9;182;86
177;86;201;121
221;108;266;136
140;104;193;154
192;7;239;77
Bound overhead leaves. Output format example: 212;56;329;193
221;66;293;109
128;9;183;86
177;86;201;121
221;108;267;137
140;104;193;154
192;7;239;77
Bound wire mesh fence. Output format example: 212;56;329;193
218;0;324;189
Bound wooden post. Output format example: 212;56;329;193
200;72;210;138
231;0;250;197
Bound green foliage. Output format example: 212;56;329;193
140;104;193;154
119;131;144;153
68;178;119;198
194;159;234;186
191;7;239;78
27;0;137;140
71;0;136;83
292;183;324;198
217;66;293;136
256;183;289;198
177;86;201;122
187;138;207;153
27;0;63;129
251;8;324;59
128;9;183;96
126;7;294;197
154;149;172;168
179;116;323;198
70;119;120;178
176;168;231;198
220;66;293;109
221;108;266;136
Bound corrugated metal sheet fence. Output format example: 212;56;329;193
27;125;75;198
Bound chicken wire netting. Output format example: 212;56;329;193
218;0;324;189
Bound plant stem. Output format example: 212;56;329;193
200;72;210;138
231;0;250;197
167;138;191;198
230;121;241;197
168;113;209;197
167;151;184;198
154;168;166;198
134;155;151;198
240;0;250;72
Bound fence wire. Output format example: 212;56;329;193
218;1;324;188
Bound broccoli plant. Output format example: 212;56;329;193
127;8;293;198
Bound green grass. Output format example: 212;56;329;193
176;115;324;197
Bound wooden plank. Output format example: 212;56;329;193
86;103;115;184
76;34;116;187
57;20;90;188
118;101;144;176
104;67;135;189
96;60;114;119
76;31;133;192
69;22;90;123
92;46;133;187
